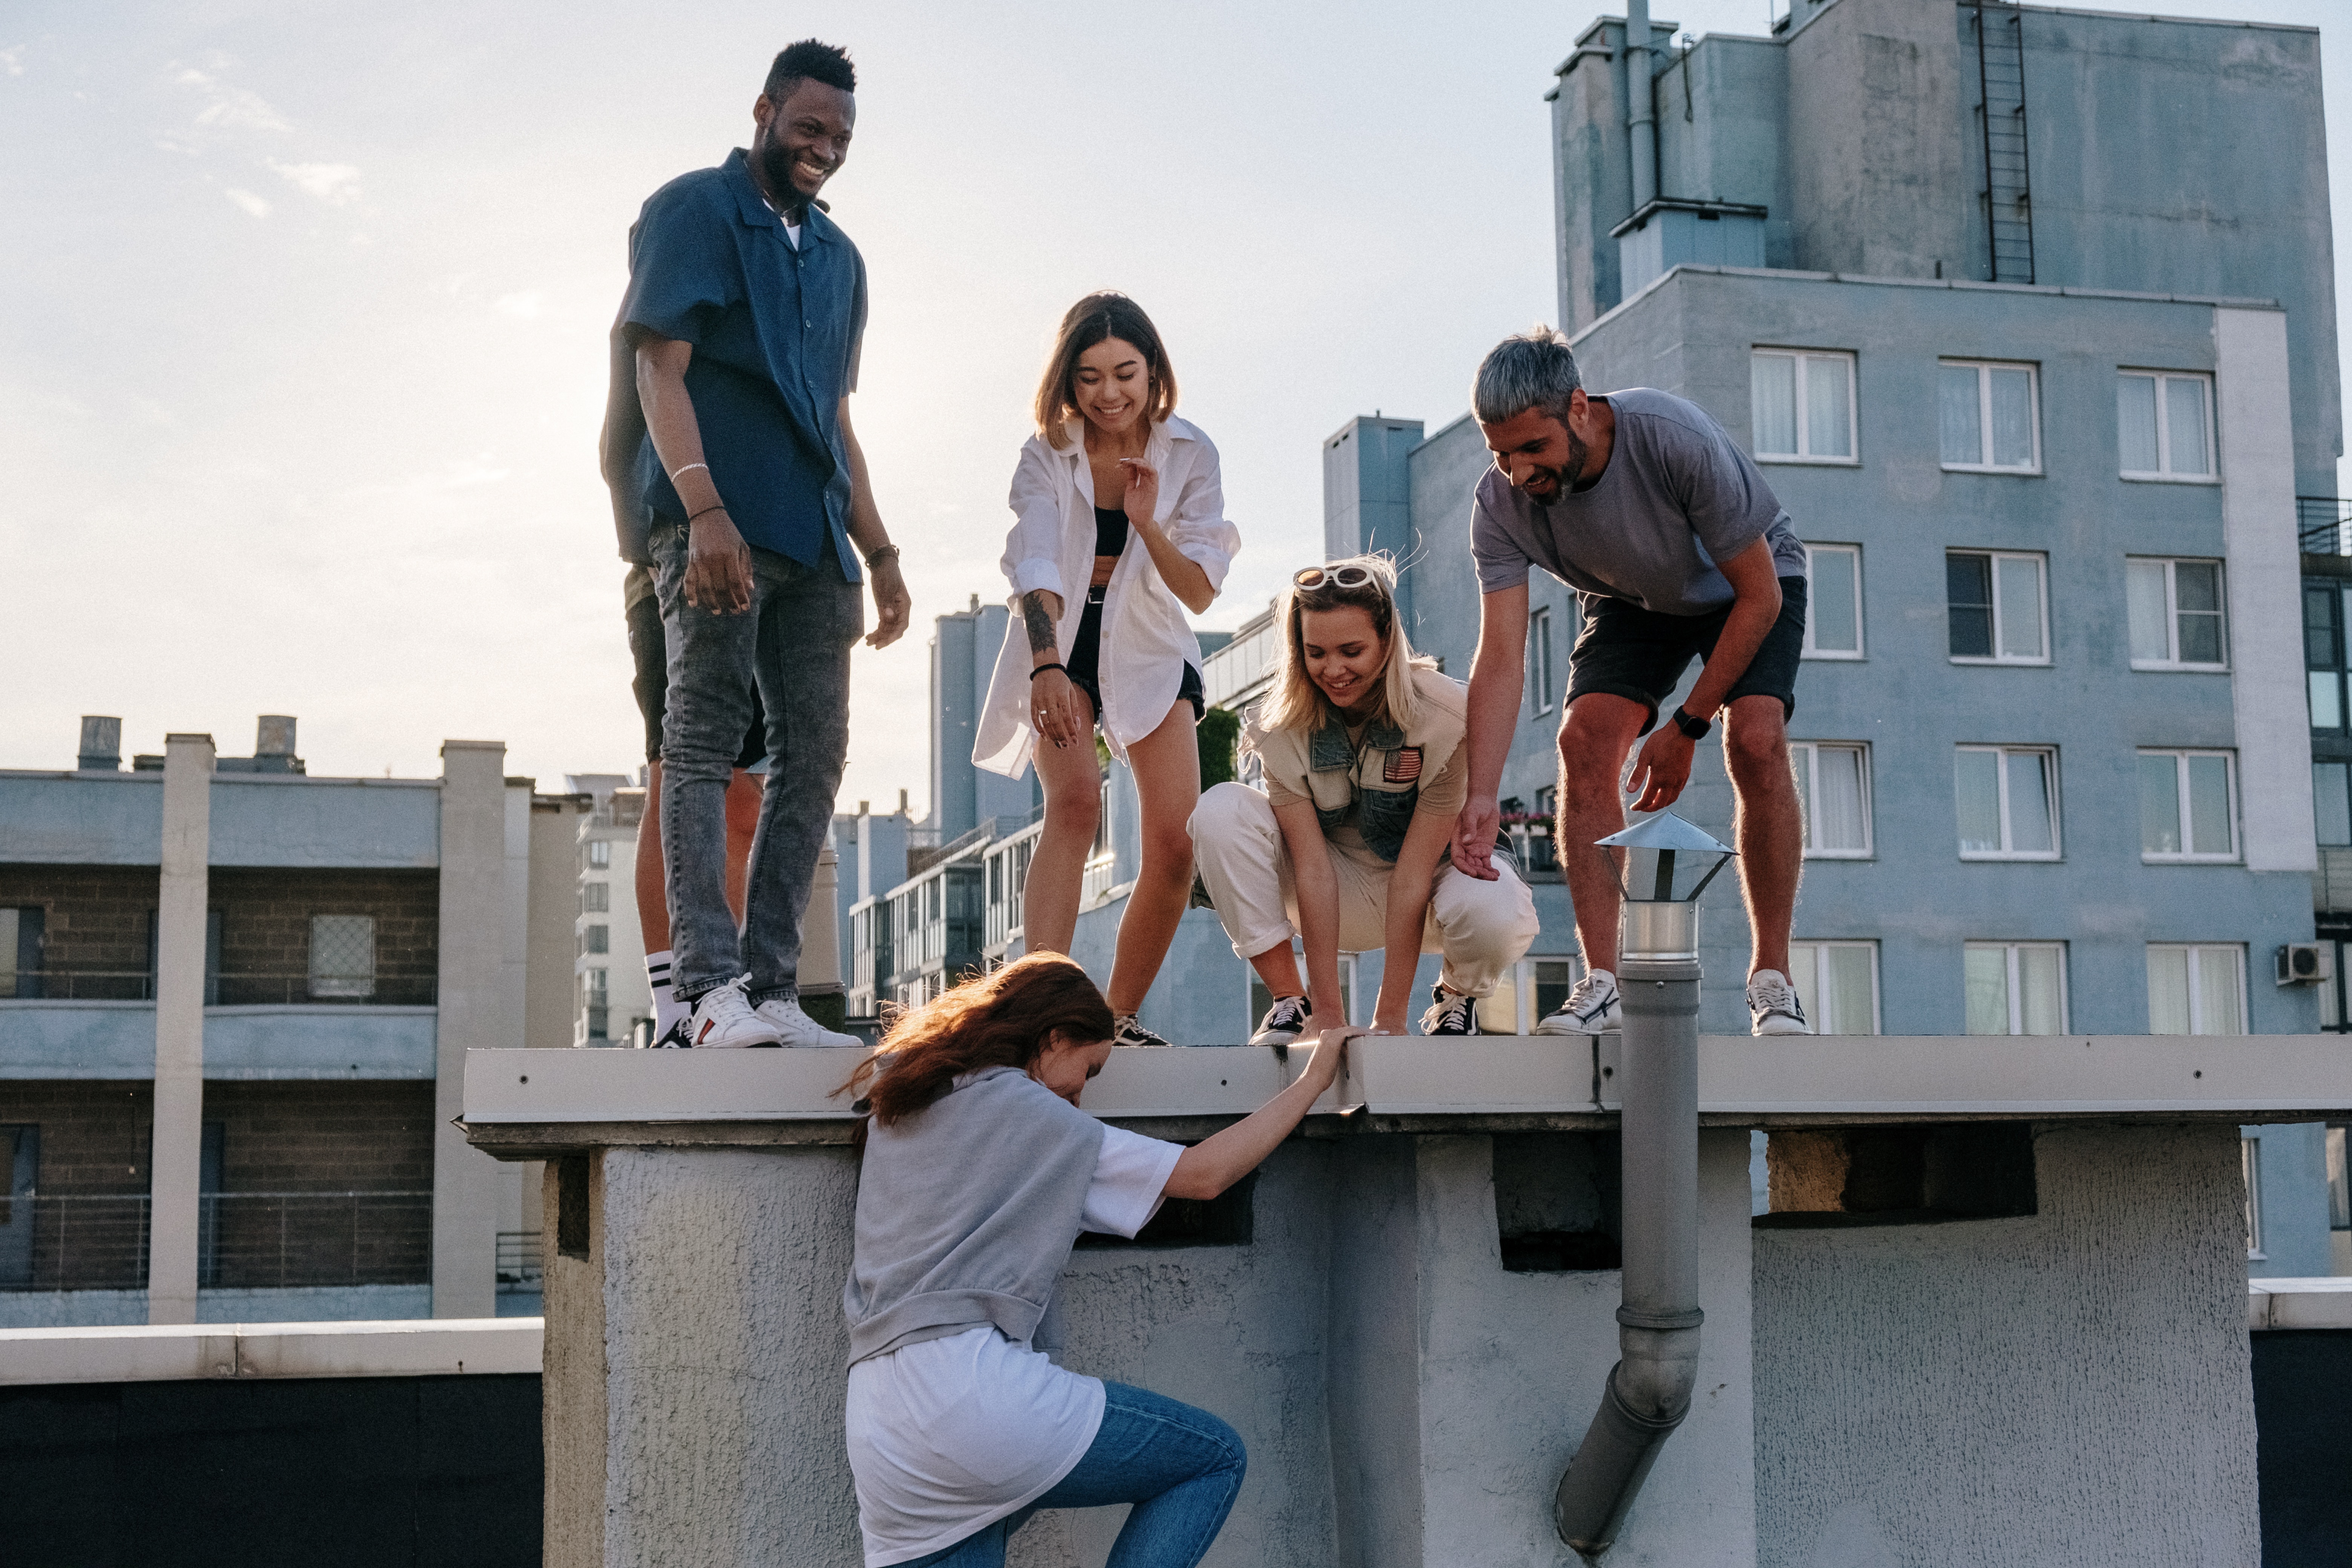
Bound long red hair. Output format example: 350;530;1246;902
842;953;1115;1126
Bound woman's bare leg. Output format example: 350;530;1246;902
1105;702;1202;1015
1023;693;1103;955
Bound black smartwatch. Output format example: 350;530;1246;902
1670;706;1712;740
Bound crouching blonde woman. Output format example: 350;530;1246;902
971;293;1240;1048
1191;557;1540;1044
841;952;1353;1567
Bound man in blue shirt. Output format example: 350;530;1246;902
602;38;909;1048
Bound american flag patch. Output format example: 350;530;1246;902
1384;747;1423;784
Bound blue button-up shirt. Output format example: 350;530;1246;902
602;149;868;580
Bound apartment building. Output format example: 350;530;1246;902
0;717;580;1326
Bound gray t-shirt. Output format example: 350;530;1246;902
1470;387;1807;616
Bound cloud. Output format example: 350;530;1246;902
493;291;547;320
267;159;361;205
173;64;292;133
1;44;26;77
223;187;271;218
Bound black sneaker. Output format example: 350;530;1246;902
1249;995;1311;1047
648;1018;692;1049
1113;1012;1172;1048
1419;983;1482;1036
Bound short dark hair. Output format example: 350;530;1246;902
1032;292;1179;447
763;39;855;102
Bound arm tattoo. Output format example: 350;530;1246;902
1022;591;1058;654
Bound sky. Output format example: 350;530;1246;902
3;0;2347;818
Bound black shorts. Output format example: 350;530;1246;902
1066;584;1205;726
625;588;767;769
1564;576;1807;734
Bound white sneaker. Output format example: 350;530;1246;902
754;995;865;1048
1535;970;1621;1035
1747;969;1812;1036
682;976;782;1048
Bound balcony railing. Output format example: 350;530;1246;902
0;971;436;1006
496;1230;544;1295
0;1191;433;1293
1081;852;1120;907
2300;496;2349;557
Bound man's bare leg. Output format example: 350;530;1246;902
1554;694;1648;975
1719;695;1801;979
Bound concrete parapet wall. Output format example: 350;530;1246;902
1752;1122;2259;1568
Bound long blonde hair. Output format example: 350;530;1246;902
1259;554;1436;735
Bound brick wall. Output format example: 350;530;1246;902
0;1081;435;1291
211;868;437;1005
0;1081;154;1196
0;866;159;998
202;1082;434;1192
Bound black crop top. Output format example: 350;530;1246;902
1092;505;1129;558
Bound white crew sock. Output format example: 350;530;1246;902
646;951;686;1037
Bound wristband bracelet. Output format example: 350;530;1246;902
864;544;902;569
667;462;709;483
686;504;728;524
1671;706;1712;741
1029;663;1066;681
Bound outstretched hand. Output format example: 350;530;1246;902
1451;797;1502;880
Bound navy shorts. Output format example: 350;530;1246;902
1564;576;1807;734
626;585;766;769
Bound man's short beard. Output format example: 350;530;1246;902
754;127;809;217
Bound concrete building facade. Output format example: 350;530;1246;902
0;716;575;1326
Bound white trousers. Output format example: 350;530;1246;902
1188;782;1540;998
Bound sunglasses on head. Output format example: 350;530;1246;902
1292;565;1378;590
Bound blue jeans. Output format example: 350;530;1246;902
651;525;861;1003
900;1382;1246;1568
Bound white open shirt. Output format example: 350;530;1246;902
971;416;1240;777
844;1124;1185;1567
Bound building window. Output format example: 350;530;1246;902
2118;371;2214;481
1478;954;1585;1034
1955;746;2059;859
1947;551;2048;663
2147;944;2246;1036
307;914;377;1000
1751;349;1857;463
580;968;609;1041
2316;763;2352;847
2242;1136;2265;1259
2137;751;2237;862
1801;543;1863;659
583;924;610;955
1528;607;1555;716
1964;942;2068;1035
585;839;611;870
2126;559;2226;669
2307;583;2352;734
1939;360;2040;472
2327;1127;2347;1245
581;882;610;914
1788;941;1879;1035
1791;742;1871;857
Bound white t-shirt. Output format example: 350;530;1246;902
844;1124;1183;1567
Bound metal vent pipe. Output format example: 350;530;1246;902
1624;0;1659;213
1553;949;1704;1556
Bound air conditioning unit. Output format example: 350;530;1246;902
2275;943;2334;986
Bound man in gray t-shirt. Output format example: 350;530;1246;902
1450;329;1811;1038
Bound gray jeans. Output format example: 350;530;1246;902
652;526;861;1003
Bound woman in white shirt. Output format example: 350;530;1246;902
972;294;1241;1048
841;952;1350;1568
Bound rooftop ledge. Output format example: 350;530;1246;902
458;1035;2352;1156
0;1318;541;1387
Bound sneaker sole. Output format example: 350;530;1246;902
1534;1017;1620;1037
1751;1017;1812;1037
1248;1031;1303;1047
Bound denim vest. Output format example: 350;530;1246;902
1303;716;1421;863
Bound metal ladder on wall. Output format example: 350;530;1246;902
1971;0;2035;283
